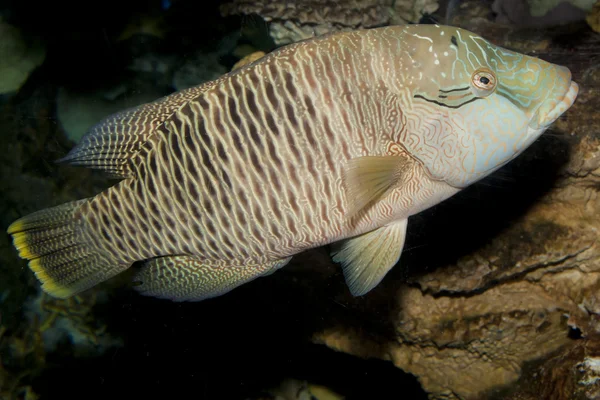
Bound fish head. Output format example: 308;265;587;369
395;25;578;188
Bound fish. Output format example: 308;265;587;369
7;24;578;302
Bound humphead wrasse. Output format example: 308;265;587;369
8;25;578;301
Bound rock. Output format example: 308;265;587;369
500;337;600;400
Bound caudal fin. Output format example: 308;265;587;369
7;199;124;298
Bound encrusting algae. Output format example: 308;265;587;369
0;315;44;400
0;289;118;400
7;24;578;302
36;291;111;349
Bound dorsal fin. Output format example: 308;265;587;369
57;80;222;179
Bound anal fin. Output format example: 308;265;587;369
331;219;408;297
132;255;292;302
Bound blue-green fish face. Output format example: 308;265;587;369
389;25;578;188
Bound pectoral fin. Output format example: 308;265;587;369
133;255;292;302
331;219;408;296
342;155;413;217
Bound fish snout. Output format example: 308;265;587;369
530;67;579;129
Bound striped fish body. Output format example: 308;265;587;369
86;29;456;264
8;25;578;301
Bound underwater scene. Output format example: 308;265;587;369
0;0;599;399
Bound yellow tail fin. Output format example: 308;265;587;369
8;199;124;298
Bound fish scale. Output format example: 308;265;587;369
7;25;578;301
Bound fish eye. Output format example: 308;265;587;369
471;68;497;97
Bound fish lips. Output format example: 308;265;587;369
530;79;579;130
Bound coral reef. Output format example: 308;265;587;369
220;0;439;45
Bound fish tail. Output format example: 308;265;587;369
7;199;122;299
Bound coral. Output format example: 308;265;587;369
220;0;439;45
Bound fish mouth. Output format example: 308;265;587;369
530;80;579;129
